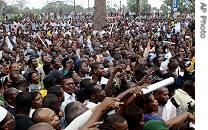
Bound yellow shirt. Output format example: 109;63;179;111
187;57;195;72
40;90;47;97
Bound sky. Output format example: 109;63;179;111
6;0;163;9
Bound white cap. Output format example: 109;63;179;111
0;106;8;122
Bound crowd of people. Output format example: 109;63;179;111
0;12;195;130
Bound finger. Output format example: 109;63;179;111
114;101;124;108
89;122;103;128
112;98;120;102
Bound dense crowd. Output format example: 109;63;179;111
0;13;195;130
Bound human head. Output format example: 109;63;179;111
168;59;178;72
15;80;29;92
30;91;43;109
28;123;54;130
62;57;74;70
9;63;20;73
89;57;95;65
3;87;19;107
15;92;33;115
178;47;185;58
77;61;90;75
42;94;61;115
28;71;39;84
143;94;159;114
42;55;51;65
9;71;20;81
61;77;77;95
84;84;106;103
154;87;169;106
43;75;56;90
91;62;105;77
79;78;94;90
64;101;87;124
104;114;128;130
43;63;53;75
0;106;16;130
123;105;145;130
51;57;62;70
32;108;60;130
47;85;64;103
182;80;195;98
28;58;38;69
153;55;163;67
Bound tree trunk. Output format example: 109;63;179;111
93;0;106;31
136;0;140;16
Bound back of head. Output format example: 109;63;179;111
65;101;86;124
123;105;144;130
104;114;127;130
15;92;33;113
182;80;194;97
47;85;63;99
48;70;62;83
43;75;56;90
182;80;194;90
43;63;53;75
28;123;53;130
79;78;94;90
42;94;60;113
28;57;35;66
30;91;40;100
15;79;29;92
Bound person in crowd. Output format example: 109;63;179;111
64;101;88;125
3;87;19;115
29;91;43;118
154;87;176;121
172;80;195;115
14;92;34;130
28;71;42;92
101;114;128;130
28;123;54;130
42;94;62;117
32;108;61;130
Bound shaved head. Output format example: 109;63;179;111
32;108;54;123
3;87;19;106
28;123;53;130
4;87;18;96
32;108;60;129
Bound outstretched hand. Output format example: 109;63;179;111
100;97;124;111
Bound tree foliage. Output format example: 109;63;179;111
0;0;6;9
127;0;150;14
160;0;195;15
41;1;84;15
15;0;29;10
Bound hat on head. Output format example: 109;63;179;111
0;106;8;122
144;120;169;130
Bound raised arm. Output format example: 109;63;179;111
165;112;195;129
79;97;124;130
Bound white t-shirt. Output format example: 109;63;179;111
64;110;93;130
